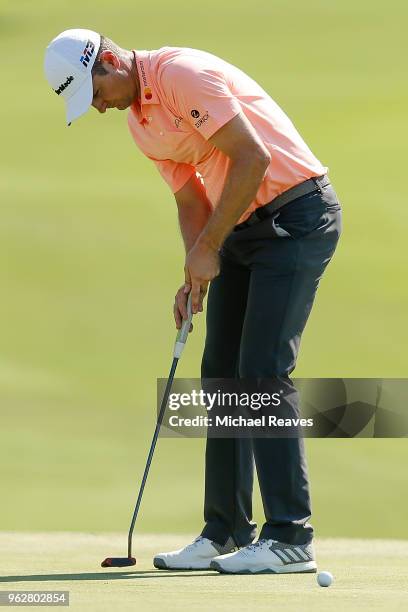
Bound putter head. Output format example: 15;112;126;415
101;557;136;568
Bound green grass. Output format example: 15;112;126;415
1;534;407;612
0;0;407;540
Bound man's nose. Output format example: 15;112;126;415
93;100;107;113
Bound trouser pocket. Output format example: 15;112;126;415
275;186;341;239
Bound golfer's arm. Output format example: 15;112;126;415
175;173;213;253
198;113;271;250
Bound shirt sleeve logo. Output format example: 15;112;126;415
191;109;200;118
80;40;95;68
194;111;209;129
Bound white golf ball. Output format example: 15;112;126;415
317;571;333;587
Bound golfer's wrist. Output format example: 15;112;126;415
196;230;222;252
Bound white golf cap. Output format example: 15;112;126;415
44;29;101;126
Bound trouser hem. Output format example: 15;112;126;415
201;523;257;548
259;524;314;546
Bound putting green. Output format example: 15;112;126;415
1;533;407;611
1;0;408;548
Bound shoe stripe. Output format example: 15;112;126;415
296;547;311;561
284;549;302;562
273;549;292;564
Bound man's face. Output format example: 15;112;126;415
91;54;135;114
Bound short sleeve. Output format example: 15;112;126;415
160;60;242;140
153;159;196;193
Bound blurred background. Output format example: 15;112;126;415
1;0;407;538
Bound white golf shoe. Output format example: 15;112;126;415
153;536;238;570
210;538;317;574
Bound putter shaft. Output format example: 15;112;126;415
127;356;179;558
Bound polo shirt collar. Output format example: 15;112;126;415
134;50;160;106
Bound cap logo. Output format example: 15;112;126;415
80;40;95;68
54;75;74;95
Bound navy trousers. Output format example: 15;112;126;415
200;182;342;547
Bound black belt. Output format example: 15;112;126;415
234;174;331;231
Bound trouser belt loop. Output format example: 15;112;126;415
312;175;326;194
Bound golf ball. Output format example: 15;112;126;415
317;571;333;587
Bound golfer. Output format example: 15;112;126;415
44;29;341;574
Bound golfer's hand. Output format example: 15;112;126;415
174;285;194;331
184;241;220;314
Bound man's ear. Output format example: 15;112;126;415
99;50;120;71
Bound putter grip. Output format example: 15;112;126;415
173;293;193;358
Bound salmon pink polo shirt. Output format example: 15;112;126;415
128;47;327;224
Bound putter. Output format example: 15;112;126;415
101;293;193;568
